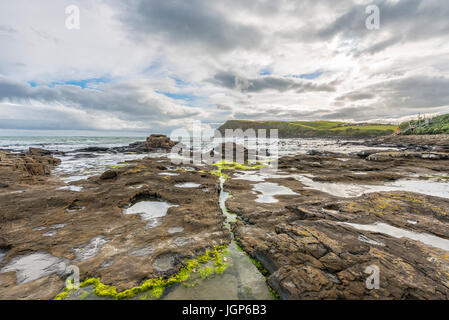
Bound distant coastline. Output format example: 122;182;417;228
218;120;398;138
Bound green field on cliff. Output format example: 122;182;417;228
399;113;449;135
218;120;398;138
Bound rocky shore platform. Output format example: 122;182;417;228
0;148;229;299
347;134;449;153
0;134;449;300
225;148;449;299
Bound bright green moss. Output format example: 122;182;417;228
210;169;228;179
80;277;100;288
53;289;69;300
214;263;227;274
54;245;228;300
79;291;89;300
150;286;165;299
234;238;244;252
226;209;238;215
268;285;280;299
249;257;269;277
93;282;117;297
109;164;129;168
198;266;214;280
212;160;265;171
209;161;265;180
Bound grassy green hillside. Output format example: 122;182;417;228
218;120;397;138
399;114;449;135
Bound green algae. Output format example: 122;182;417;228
268;285;280;299
211;160;265;172
54;279;76;300
234;236;279;299
54;289;69;300
198;266;214;280
249;257;269;277
209;160;265;180
54;245;228;300
214;263;228;274
79;291;89;300
106;164;130;168
55;161;275;301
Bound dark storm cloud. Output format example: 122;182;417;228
336;75;449;109
313;0;449;55
325;75;449;121
336;92;375;101
215;104;232;111
115;0;263;53
357;35;403;56
233;107;332;121
211;71;335;93
228;74;449;122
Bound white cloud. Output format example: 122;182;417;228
0;0;448;133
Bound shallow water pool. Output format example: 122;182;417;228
252;182;298;203
343;222;449;252
174;182;201;188
295;175;449;199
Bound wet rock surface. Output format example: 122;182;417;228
0;148;61;178
225;151;449;299
1;135;449;300
359;134;449;153
0;154;229;299
76;134;178;154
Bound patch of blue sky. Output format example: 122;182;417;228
156;90;209;108
170;76;189;88
258;68;272;76
143;60;163;74
290;70;323;80
48;77;110;89
156;90;196;102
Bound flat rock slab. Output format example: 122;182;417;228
0;156;230;299
225;153;449;299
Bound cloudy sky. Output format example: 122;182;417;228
0;0;448;134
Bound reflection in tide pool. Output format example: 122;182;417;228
252;182;298;203
386;179;449;199
54;152;149;183
295;175;449;199
58;185;83;192
64;177;273;300
0;252;69;284
343;222;449;252
174;182;201;188
123;199;178;229
167;226;184;234
233;170;288;182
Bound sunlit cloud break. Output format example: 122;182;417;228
0;0;448;133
